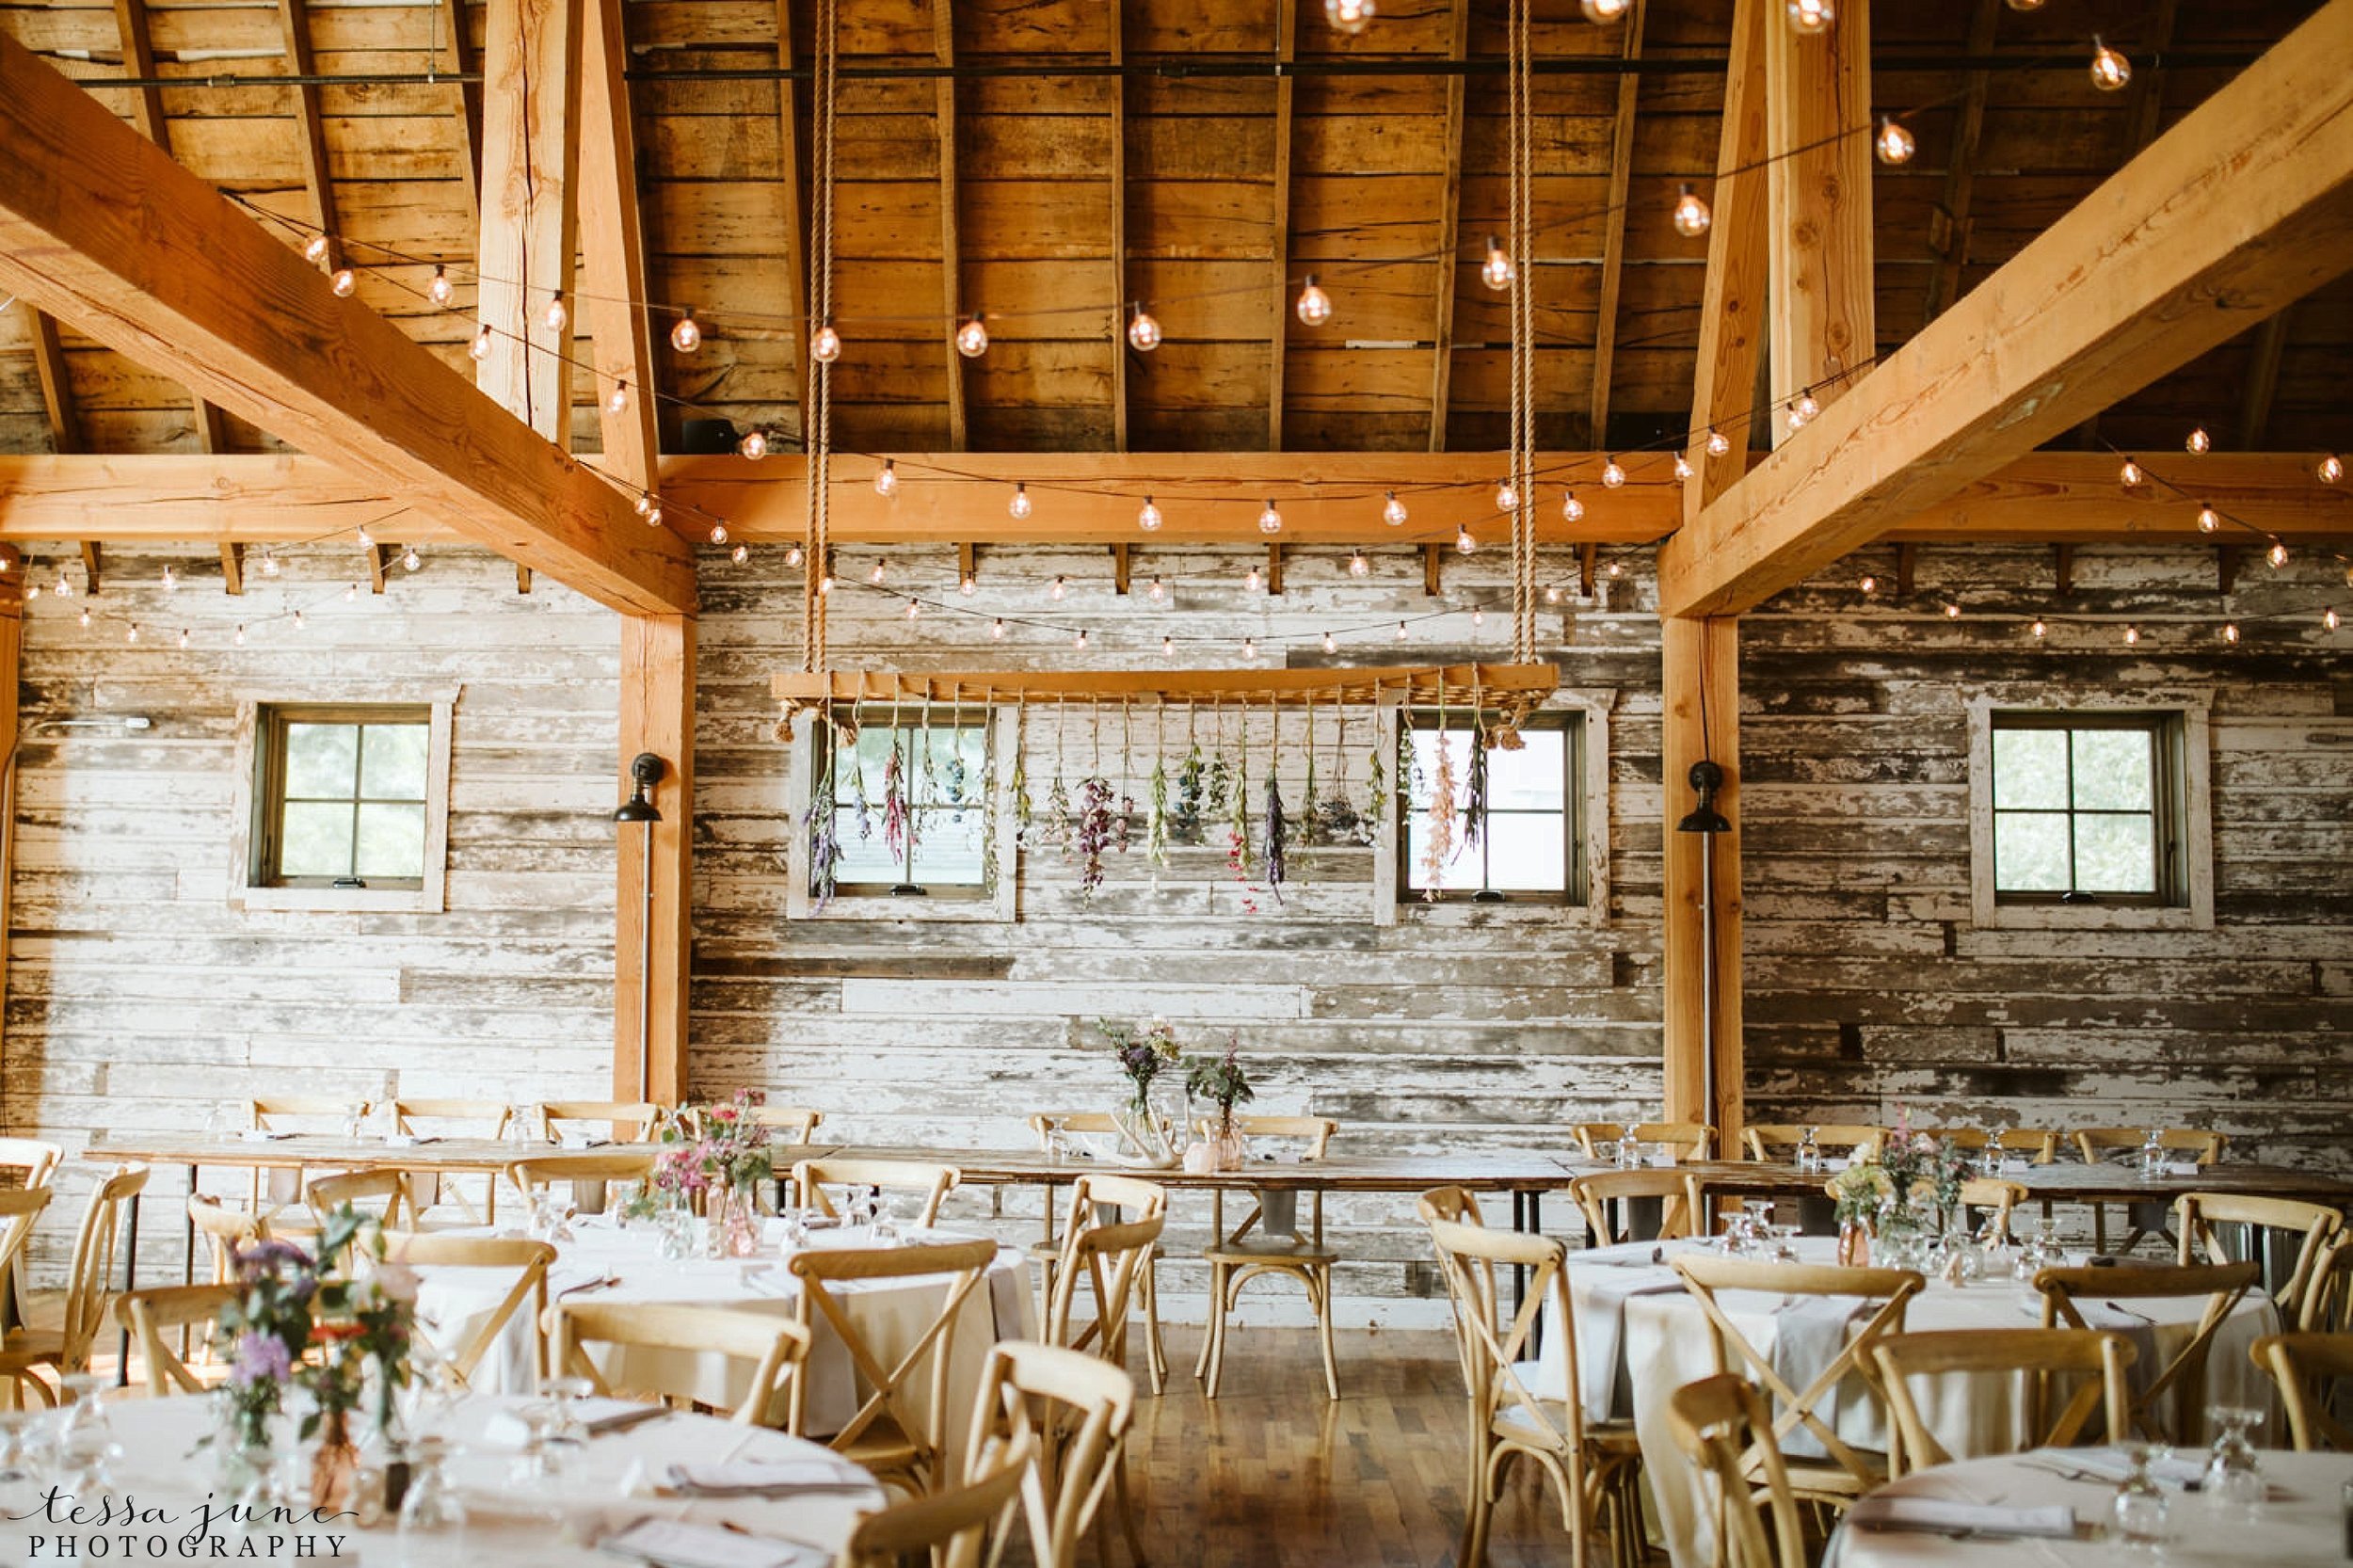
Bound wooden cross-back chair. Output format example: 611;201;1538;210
1194;1115;1342;1401
1421;1212;1642;1568
1920;1127;2063;1164
2250;1332;2353;1452
2174;1192;2343;1321
552;1300;808;1427
2034;1260;2261;1447
307;1168;420;1237
392;1099;513;1224
536;1101;662;1144
382;1233;556;1388
1665;1374;1807;1568
506;1150;658;1218
187;1194;264;1284
1740;1125;1885;1163
2073;1128;2225;1254
1958;1177;2027;1244
1417;1186;1487;1399
245;1097;367;1229
1022;1125;1170;1394
0;1165;147;1401
1873;1328;2136;1476
0;1189;53;1391
115;1284;238;1397
748;1105;825;1144
787;1237;999;1495
0;1140;62;1190
1041;1176;1161;1568
1672;1254;1925;1511
1568;1168;1703;1245
2302;1234;2353;1333
966;1340;1134;1568
834;1431;1034;1568
1574;1122;1714;1161
792;1159;960;1229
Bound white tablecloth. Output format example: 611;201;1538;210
1825;1449;2353;1568
1535;1238;2281;1568
0;1393;883;1568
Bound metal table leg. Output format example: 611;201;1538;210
114;1189;142;1387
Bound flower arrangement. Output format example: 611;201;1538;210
1184;1038;1256;1137
1094;1016;1181;1112
216;1207;418;1454
1825;1108;1969;1225
651;1089;776;1199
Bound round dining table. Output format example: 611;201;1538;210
1825;1448;2353;1568
1533;1237;2281;1568
0;1391;885;1568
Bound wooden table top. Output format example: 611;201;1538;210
1676;1155;2353;1206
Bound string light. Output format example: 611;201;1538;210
1382;491;1407;527
1321;631;1337;653
2006;0;2044;9
53;572;71;600
670;311;703;353
606;380;630;415
1607;561;1624;579
233;624;247;647
293;609;306;630
1545;584;1561;603
2120;458;2143;486
1138;496;1161;532
77;606;88;629
2222;622;2240;643
1127;306;1162;352
709;523;728;545
469;326;494;362
1455;523;1477;554
1048;574;1066;600
2198;505;2220;533
1579;0;1630;19
1147;576;1165;600
642;501;663;528
731;544;749;565
1258;500;1283;536
1785;0;1832;34
1944;602;1961;619
817;568;835;593
2122;625;2140;645
2269;542;2290;568
427;265;455;307
1671;185;1712;238
955;316;989;358
1787;392;1819;431
1705;427;1732;457
739;428;768;459
125;624;138;644
785;544;805;568
1396;620;1408;640
1562;490;1585;522
1495;478;1519;512
402;548;422;572
811;321;841;363
1295;276;1333;327
958;573;975;595
1481;235;1514;291
358;522;376;546
2089;37;2132;91
870;559;888;584
1244;565;1263;591
179;629;190;649
1009;482;1032;520
1323;0;1373;36
1673;454;1693;483
1470;607;1485;627
1860;574;1878;594
330;268;357;298
2032;617;2047;638
1875;119;1916;166
1349;551;1369;578
542;292;567;332
991;617;1006;639
2185;425;2211;455
1161;635;1175;657
2326;608;2342;632
2321;455;2345;484
304;235;330;264
1074;628;1091;650
1241;636;1257;660
1601;457;1625;488
905;598;921;620
162;566;177;592
873;458;898;496
344;583;358;601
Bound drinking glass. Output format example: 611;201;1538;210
395;1435;469;1565
2202;1405;2265;1514
1765;1223;1801;1263
871;1197;902;1247
2111;1446;2169;1548
0;1409;43;1485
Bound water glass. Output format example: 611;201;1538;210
2111;1446;2169;1548
396;1435;469;1564
2202;1405;2265;1514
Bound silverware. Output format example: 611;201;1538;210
557;1272;620;1299
2103;1300;2156;1324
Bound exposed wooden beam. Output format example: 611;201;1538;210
578;0;659;491
435;0;486;215
1657;4;2353;619
2069;0;2180;453
1422;544;1442;597
936;0;965;451
1108;6;1128;454
1660;616;1742;1144
1895;541;1917;598
616;615;694;1105
1267;0;1298;452
957;540;977;585
78;542;102;597
366;541;392;594
1587;0;1647;450
474;0;583;442
1426;0;1471;454
774;0;808;437
517;563;534;593
275;0;341;269
1923;0;2000;323
1111;542;1130;596
1684;0;1769;517
1764;0;1873;430
0;37;694;614
2053;542;2075;599
26;311;77;456
219;541;244;596
1266;541;1284;596
1577;542;1597;599
2237;311;2291;449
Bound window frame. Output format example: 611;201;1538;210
1393;709;1583;905
814;707;996;902
230;695;455;915
785;705;1017;924
1965;694;2213;932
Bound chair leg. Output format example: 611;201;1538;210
1461;1446;1496;1568
1311;1264;1340;1401
1204;1272;1232;1398
1113;1448;1149;1568
1193;1262;1222;1382
1140;1258;1169;1396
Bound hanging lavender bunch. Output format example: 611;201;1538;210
880;744;908;861
1145;757;1171;874
1263;770;1289;906
848;749;874;840
806;730;843;909
1460;726;1489;856
1420;731;1457;902
1076;775;1114;901
1115;793;1135;853
1175;743;1205;842
1298;743;1321;848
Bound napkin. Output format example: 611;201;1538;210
600;1519;827;1568
480;1398;667;1448
1849;1496;2077;1539
2041;1449;2209;1489
1768;1296;1863;1460
237;1130;293;1142
665;1458;874;1496
1569;1264;1686;1421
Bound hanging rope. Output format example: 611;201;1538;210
1509;0;1539;664
800;0;841;675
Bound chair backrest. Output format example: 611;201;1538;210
2073;1128;2224;1165
1665;1374;1806;1568
2304;1234;2353;1333
966;1340;1135;1568
791;1159;959;1227
0;1138;63;1188
1740;1125;1884;1163
2175;1192;2343;1320
1226;1114;1337;1160
382;1232;556;1386
250;1096;368;1131
1423;1213;1593;1462
1046;1176;1165;1367
1958;1177;2026;1243
2250;1332;2353;1452
1873;1328;2135;1474
553;1300;808;1426
59;1165;149;1368
1920;1127;2061;1163
506;1151;659;1192
115;1283;237;1397
2034;1260;2261;1445
750;1106;824;1145
187;1194;264;1284
392;1099;513;1139
536;1101;662;1142
1568;1168;1702;1243
1673;1254;1924;1489
834;1431;1035;1568
1575;1121;1715;1160
307;1168;418;1233
786;1238;998;1477
0;1189;53;1312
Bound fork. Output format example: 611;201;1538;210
558;1272;621;1299
2103;1300;2156;1324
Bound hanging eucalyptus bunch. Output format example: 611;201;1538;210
848;743;874;840
1362;689;1387;847
1175;705;1206;843
1461;722;1489;856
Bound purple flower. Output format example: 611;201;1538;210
230;1330;293;1388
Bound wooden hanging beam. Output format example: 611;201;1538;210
1266;541;1284;596
1924;0;2001;324
579;0;660;492
1587;0;1647;448
1765;0;1872;430
958;541;977;586
219;542;244;596
1423;544;1443;597
437;0;485;215
1578;543;1597;599
774;663;1559;721
1684;0;1768;515
475;0;582;442
1111;542;1131;596
1895;542;1917;599
78;542;101;597
367;542;393;593
276;0;341;271
2053;543;2076;599
1657;3;2353;619
27;312;77;456
1426;0;1470;453
2216;544;2245;595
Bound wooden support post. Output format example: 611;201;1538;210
1266;541;1284;597
2053;543;2076;599
78;542;101;598
935;0;965;450
276;0;342;270
517;564;534;594
1895;542;1917;599
1111;543;1130;596
1422;543;1442;597
437;0;486;215
28;312;77;455
958;541;977;587
219;542;244;596
616;615;694;1105
1587;1;1646;449
1266;0;1297;451
367;543;392;594
475;0;584;441
1764;0;1872;427
1426;0;1470;453
1661;616;1741;1143
1578;542;1598;600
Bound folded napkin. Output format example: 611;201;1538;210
1569;1265;1686;1422
2041;1449;2208;1490
665;1458;874;1496
1769;1296;1864;1460
1849;1496;2077;1539
600;1519;826;1568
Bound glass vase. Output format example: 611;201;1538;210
1110;1096;1176;1169
310;1406;360;1515
721;1182;762;1258
1836;1217;1871;1268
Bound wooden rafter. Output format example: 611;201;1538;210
1266;0;1298;452
275;0;341;269
27;311;77;456
0;36;694;614
1684;0;1768;516
2238;312;2291;449
219;541;244;595
1108;6;1128;452
774;664;1561;726
774;0;808;435
435;0;486;215
936;0;965;450
579;0;660;491
1923;0;2000;324
1657;3;2353;619
1764;0;1872;430
1587;0;1646;449
1426;0;1470;454
474;0;583;441
78;542;102;597
2073;0;2180;452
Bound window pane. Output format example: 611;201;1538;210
355;803;426;879
1486;730;1565;810
1993;810;2071;890
909;807;985;885
2071;728;2153;811
1403;812;1484;891
360;724;430;801
829;811;904;884
1406;728;1474;810
1483;814;1567;891
2074;813;2155;892
284;723;359;799
1991;728;2068;809
280;802;355;878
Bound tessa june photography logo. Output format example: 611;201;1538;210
6;1488;354;1560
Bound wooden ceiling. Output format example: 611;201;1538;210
0;0;2344;466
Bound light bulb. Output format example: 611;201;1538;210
2327;608;2342;632
2089;38;2131;91
2185;425;2211;455
1241;637;1257;660
991;617;1006;639
1705;426;1732;457
644;503;663;528
1009;481;1032;520
811;321;840;363
874;458;898;496
469;325;494;362
905;598;920;619
739;428;768;459
542;292;567;332
785;544;805;568
1383;490;1407;527
1138;496;1162;532
293;609;305;630
2006;0;2044;9
1579;0;1629;18
1147;577;1165;600
358;523;375;547
1601;457;1625;488
304;234;330;264
2319;454;2344;484
2222;622;2240;643
709;523;728;545
402;547;422;571
1481;235;1514;291
1471;607;1484;627
260;552;279;577
1321;631;1337;653
1495;479;1519;512
1545;584;1561;603
1323;0;1374;33
1258;499;1283;535
1349;551;1369;578
233;624;246;647
958;574;975;595
1295;275;1332;327
1562;490;1585;522
1396;620;1408;641
77;607;88;628
956;315;989;358
53;573;71;600
178;629;189;649
1127;306;1162;352
1673;454;1692;483
1161;635;1175;657
1786;395;1815;431
427;265;455;307
818;571;835;593
2120;458;2143;486
1875;119;1915;166
344;583;357;601
1074;628;1090;650
1785;0;1831;33
2198;505;2220;533
2269;542;2289;568
606;379;630;415
1860;574;1878;594
2122;625;2139;645
330;267;357;297
731;544;749;565
1456;524;1476;555
2032;618;2048;638
126;625;138;645
870;559;888;584
1672;184;1712;238
1048;575;1066;600
1944;602;1961;619
669;311;702;353
162;566;177;592
1245;566;1263;591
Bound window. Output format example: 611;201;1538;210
232;697;453;913
819;708;992;898
1399;711;1582;903
1966;698;2212;931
